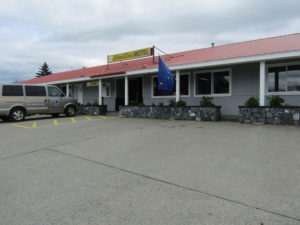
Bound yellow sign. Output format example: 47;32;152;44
107;47;153;63
87;81;99;87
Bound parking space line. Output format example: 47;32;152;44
11;124;32;129
10;116;118;129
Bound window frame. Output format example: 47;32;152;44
194;68;232;97
267;61;300;95
151;72;190;98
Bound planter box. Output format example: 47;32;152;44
239;106;300;125
119;106;221;121
77;105;107;116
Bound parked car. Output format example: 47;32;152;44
0;84;77;122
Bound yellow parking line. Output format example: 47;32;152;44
85;116;91;121
32;122;37;128
71;118;76;123
54;120;58;126
100;116;107;119
11;124;32;129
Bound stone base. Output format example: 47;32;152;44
119;106;221;121
77;105;107;115
239;106;300;125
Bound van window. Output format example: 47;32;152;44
25;86;46;96
48;86;63;97
2;85;23;96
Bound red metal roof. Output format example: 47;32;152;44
20;33;300;84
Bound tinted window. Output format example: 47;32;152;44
196;72;211;95
180;75;189;95
2;85;23;96
268;66;286;92
214;71;230;94
25;86;46;96
287;65;300;91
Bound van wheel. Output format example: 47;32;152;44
65;105;76;117
51;113;60;118
9;107;26;122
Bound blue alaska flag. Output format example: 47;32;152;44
158;56;174;94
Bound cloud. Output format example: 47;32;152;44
1;0;300;83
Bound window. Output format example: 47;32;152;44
195;70;230;96
195;73;211;95
2;85;23;96
268;66;286;92
48;86;64;97
25;86;46;96
287;65;300;91
102;82;111;97
214;71;230;94
180;74;189;95
268;63;300;93
152;73;189;97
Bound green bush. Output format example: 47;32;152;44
139;102;145;106
152;102;156;106
200;97;215;107
158;102;164;106
92;100;99;106
86;102;92;106
268;95;284;106
168;99;176;106
176;99;187;106
244;97;259;107
129;100;139;106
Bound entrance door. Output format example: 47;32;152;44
129;77;143;104
115;79;124;111
74;84;83;104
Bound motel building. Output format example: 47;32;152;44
20;33;300;116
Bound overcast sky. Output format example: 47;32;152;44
1;0;300;83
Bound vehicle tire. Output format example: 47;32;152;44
64;105;76;117
51;113;60;118
9;107;26;122
0;116;10;122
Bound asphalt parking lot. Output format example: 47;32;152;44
0;116;299;225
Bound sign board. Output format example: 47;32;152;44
86;81;99;87
107;47;153;63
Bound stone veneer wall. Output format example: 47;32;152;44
119;106;221;121
239;106;300;125
77;105;107;115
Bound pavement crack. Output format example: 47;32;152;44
46;148;300;223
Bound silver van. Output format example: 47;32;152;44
0;84;77;122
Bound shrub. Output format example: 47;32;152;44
86;102;92;106
168;99;176;106
152;102;156;106
129;100;139;106
158;102;164;106
268;95;284;106
176;99;187;106
92;100;99;106
244;97;259;107
139;102;145;106
200;97;214;107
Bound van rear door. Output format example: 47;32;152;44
24;85;48;114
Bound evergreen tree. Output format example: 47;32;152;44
36;62;52;77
